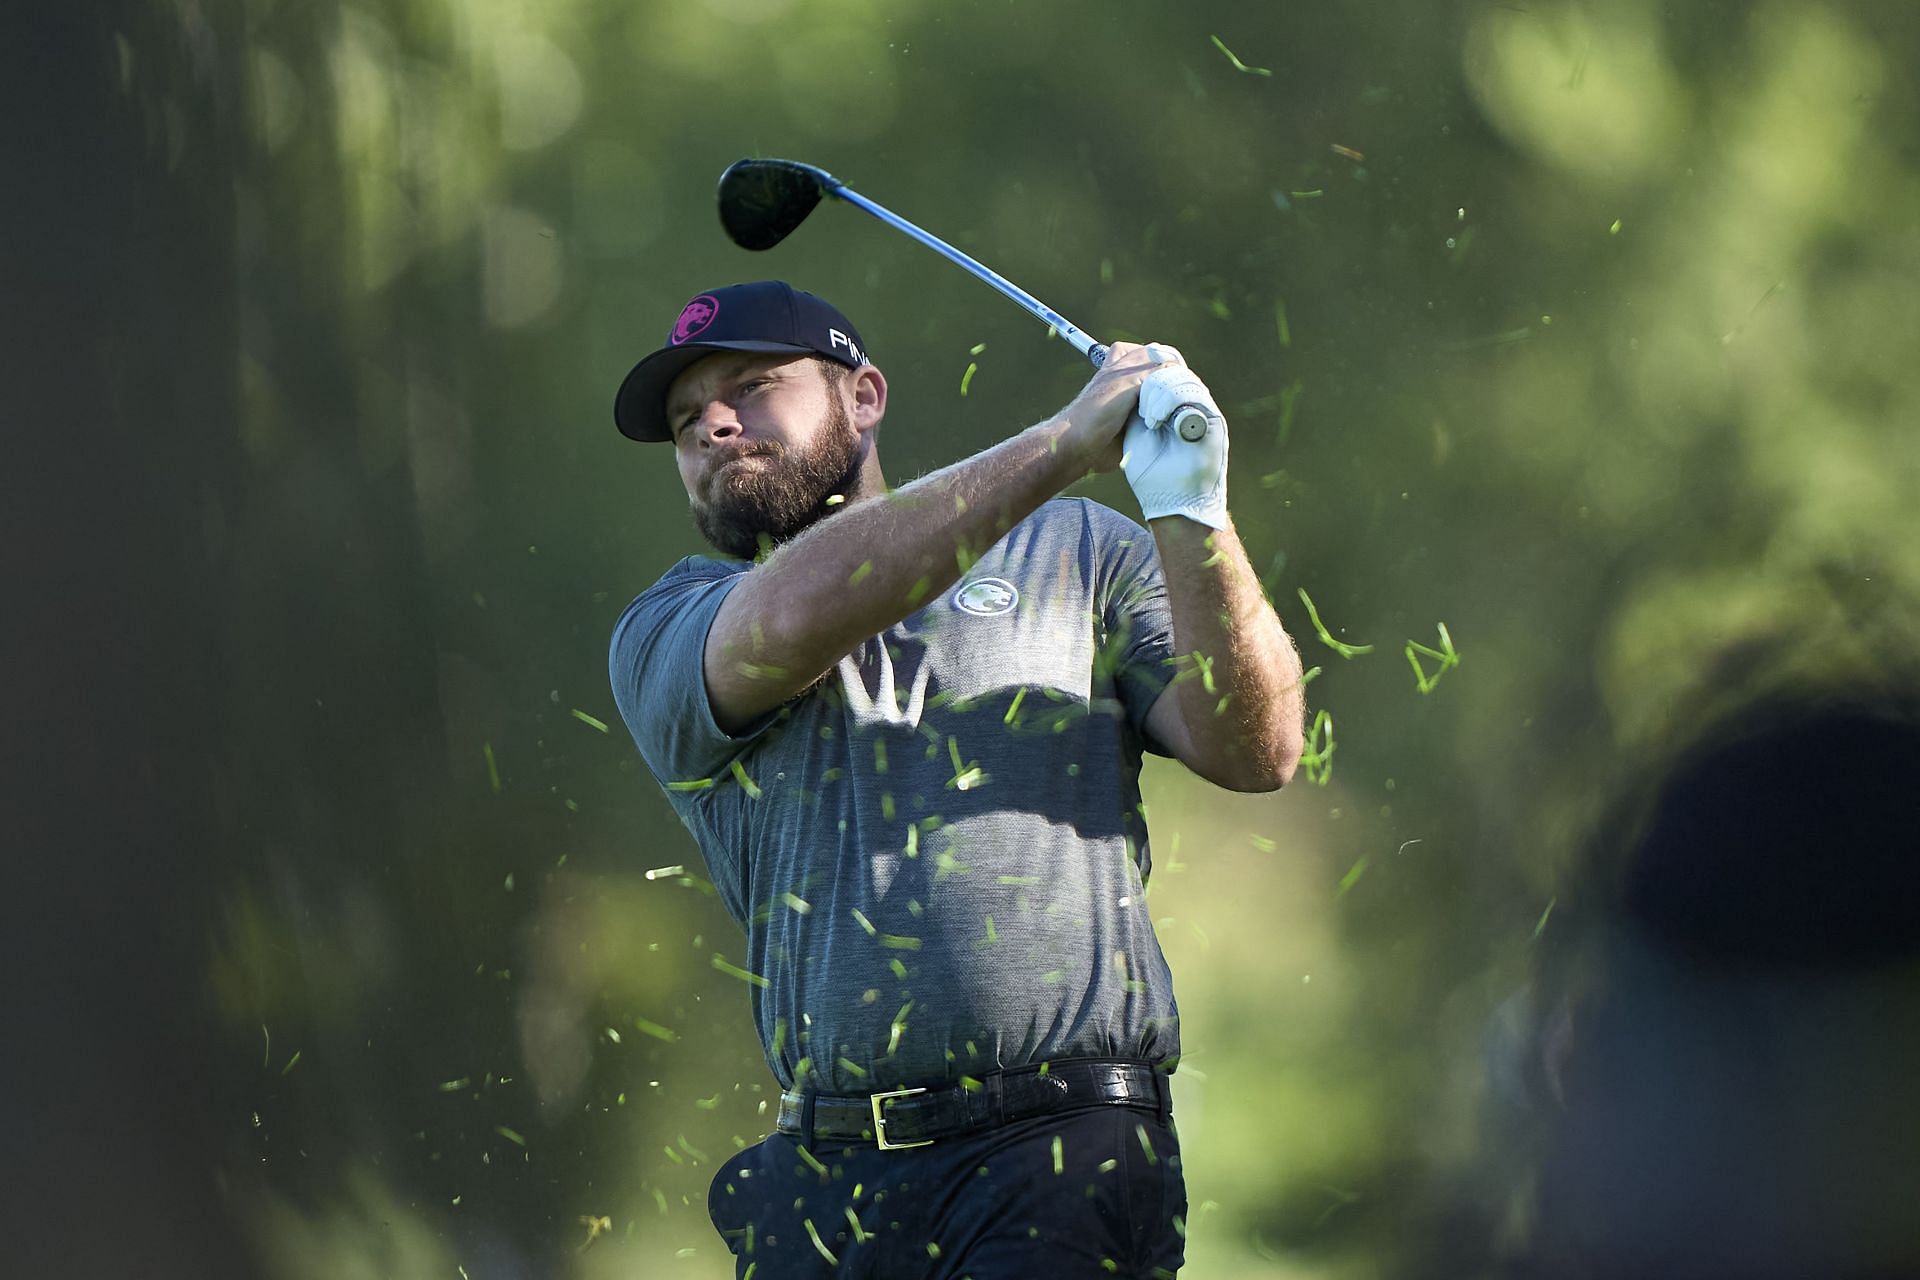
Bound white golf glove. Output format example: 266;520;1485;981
1121;366;1230;530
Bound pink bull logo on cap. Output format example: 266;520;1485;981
671;295;721;345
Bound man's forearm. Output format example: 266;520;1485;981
1151;517;1306;790
716;420;1085;697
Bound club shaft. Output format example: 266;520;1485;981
824;183;1106;365
832;178;1207;435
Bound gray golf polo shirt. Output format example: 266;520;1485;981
611;497;1182;1092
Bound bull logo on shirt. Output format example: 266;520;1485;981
953;577;1018;617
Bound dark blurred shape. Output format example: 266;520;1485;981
1514;695;1920;1280
1623;699;1920;969
2;4;251;1275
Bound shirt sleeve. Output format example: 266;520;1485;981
1088;503;1178;754
608;560;780;787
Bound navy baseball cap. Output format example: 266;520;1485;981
614;281;870;442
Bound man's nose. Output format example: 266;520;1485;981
695;405;743;446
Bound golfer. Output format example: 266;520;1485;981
610;280;1305;1278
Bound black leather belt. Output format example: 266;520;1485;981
776;1058;1172;1150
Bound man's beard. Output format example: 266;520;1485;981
691;398;864;560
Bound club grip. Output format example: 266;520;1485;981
1091;346;1208;439
1172;405;1210;442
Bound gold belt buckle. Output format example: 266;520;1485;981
869;1086;933;1150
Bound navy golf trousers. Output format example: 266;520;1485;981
707;1104;1187;1278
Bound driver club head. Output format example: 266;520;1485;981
717;158;839;251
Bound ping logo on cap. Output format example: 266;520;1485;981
829;328;867;365
672;295;721;345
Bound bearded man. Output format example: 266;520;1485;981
609;280;1305;1278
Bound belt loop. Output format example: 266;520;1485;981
987;1070;1007;1128
801;1090;818;1141
1153;1069;1173;1122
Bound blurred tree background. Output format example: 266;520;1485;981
7;0;1920;1276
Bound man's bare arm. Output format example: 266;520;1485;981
1144;517;1305;792
704;349;1154;734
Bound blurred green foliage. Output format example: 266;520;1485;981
98;0;1920;1274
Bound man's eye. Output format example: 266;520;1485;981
739;379;769;395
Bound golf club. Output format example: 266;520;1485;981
716;158;1211;442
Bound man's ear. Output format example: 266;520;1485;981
850;365;887;434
